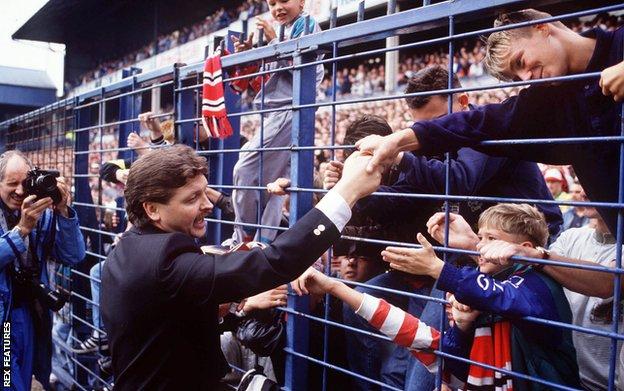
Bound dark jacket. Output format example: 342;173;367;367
357;149;563;238
411;28;623;234
101;208;340;390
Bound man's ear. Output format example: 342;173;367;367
520;240;535;249
458;93;469;109
143;201;160;224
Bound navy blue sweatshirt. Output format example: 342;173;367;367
411;28;623;234
357;148;563;238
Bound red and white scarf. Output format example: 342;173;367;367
466;321;513;391
201;52;233;139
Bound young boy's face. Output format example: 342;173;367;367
475;225;531;275
503;26;569;82
267;0;304;25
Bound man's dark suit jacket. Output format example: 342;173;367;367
101;208;340;390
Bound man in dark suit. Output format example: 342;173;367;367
101;144;383;390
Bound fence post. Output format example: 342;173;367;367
117;68;142;162
285;49;317;391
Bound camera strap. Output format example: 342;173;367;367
0;207;30;267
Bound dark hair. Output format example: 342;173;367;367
125;145;208;228
404;65;461;109
343;115;392;158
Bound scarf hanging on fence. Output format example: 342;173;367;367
201;52;233;139
465;321;513;391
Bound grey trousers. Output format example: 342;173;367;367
233;110;292;243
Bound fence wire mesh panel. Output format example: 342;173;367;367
1;1;624;390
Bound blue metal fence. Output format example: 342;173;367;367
1;0;623;390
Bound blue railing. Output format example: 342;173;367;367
1;0;623;390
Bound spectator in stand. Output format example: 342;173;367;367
230;0;324;244
562;182;590;231
301;203;580;390
543;168;572;213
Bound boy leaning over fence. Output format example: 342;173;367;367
357;8;624;237
230;0;324;244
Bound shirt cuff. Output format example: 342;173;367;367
355;293;380;321
437;263;461;293
314;189;352;232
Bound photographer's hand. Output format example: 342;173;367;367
55;177;71;218
18;195;53;236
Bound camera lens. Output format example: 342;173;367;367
37;174;57;191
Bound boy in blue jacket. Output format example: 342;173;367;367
299;203;580;390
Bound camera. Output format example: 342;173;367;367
14;268;68;312
22;168;62;204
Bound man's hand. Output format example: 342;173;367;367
55;177;71;218
127;133;148;156
267;178;291;196
331;151;383;207
479;240;538;266
18;195;53;236
243;284;288;313
300;268;336;296
356;129;420;174
232;32;255;53
448;294;479;332
322;161;343;190
256;18;276;42
355;134;399;174
426;212;479;251
600;61;624;102
115;169;129;185
381;233;445;278
138;111;162;136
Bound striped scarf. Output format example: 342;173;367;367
466;321;513;391
201;52;233;139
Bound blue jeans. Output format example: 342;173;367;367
342;272;432;391
90;261;105;333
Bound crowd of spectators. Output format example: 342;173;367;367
67;0;268;90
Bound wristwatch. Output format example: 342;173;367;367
535;246;551;260
533;246;550;270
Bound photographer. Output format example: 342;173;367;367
0;150;85;390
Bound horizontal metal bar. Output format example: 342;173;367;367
284;347;403;391
205;183;624;210
204;217;289;232
74;80;174;110
71;268;101;284
75;203;126;213
71;313;106;335
79;225;120;238
72;112;173;134
73;142;170;154
84;250;107;260
66;355;113;389
70;290;99;307
338;234;624;275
